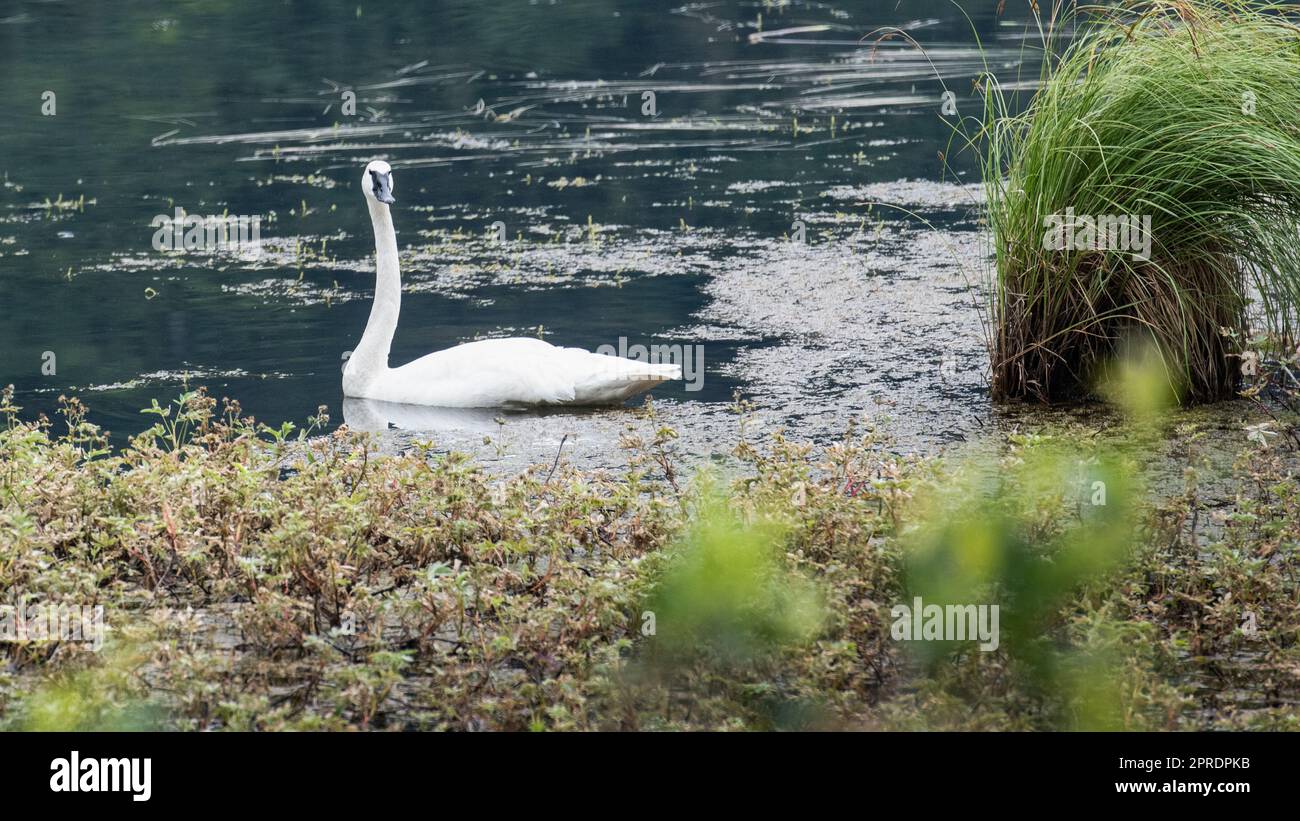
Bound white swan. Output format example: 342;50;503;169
342;160;682;407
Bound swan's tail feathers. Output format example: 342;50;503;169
639;363;683;381
569;354;684;404
601;359;682;384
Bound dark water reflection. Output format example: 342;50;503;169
0;0;1041;464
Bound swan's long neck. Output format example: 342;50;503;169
350;200;401;380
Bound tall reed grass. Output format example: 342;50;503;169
980;0;1300;402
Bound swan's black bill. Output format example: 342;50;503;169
370;170;395;204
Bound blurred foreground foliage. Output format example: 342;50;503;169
1;376;1299;730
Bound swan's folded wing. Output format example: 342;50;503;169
386;338;579;406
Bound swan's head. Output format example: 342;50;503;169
362;160;396;205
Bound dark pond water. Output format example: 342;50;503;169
1;0;1065;467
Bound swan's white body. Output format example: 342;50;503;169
342;161;681;407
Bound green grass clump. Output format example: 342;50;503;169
983;0;1300;403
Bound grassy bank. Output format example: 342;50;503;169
2;381;1300;730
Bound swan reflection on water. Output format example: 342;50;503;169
341;396;587;434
